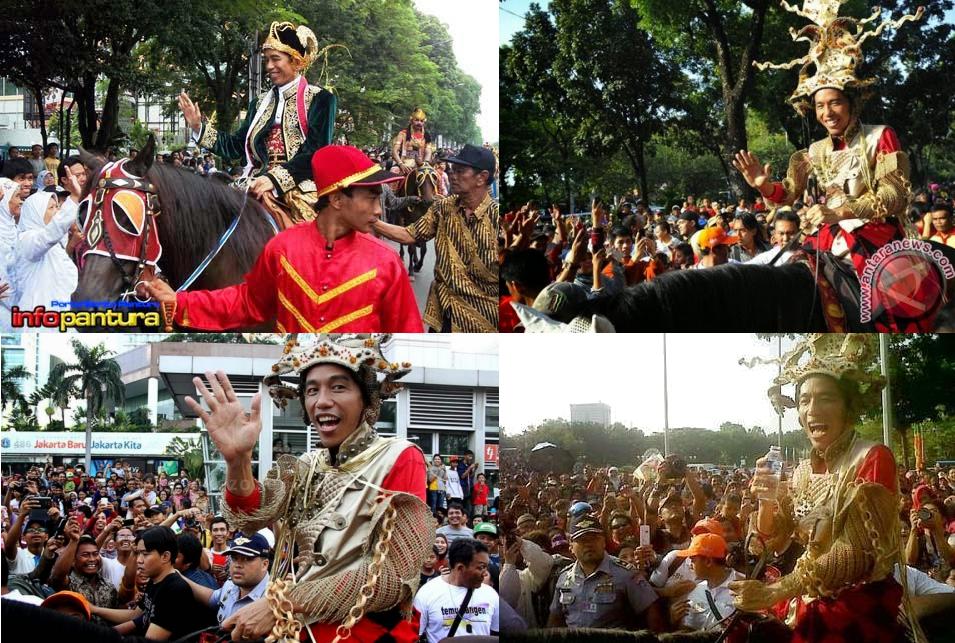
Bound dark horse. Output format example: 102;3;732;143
72;136;276;329
394;163;437;277
580;248;955;332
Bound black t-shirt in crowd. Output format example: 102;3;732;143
135;571;210;639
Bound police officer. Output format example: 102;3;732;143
547;513;664;631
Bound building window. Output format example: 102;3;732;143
272;430;309;457
2;348;25;370
376;399;396;429
407;431;434;455
438;432;471;459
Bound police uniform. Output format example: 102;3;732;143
550;514;659;629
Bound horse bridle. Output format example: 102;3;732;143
88;170;163;303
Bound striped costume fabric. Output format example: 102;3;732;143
406;192;499;332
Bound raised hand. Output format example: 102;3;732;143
178;92;203;133
185;371;262;463
732;150;771;190
62;164;84;203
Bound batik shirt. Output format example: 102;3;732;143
406;192;498;332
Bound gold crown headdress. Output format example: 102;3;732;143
410;108;427;121
741;334;885;416
755;1;924;114
264;334;411;425
262;21;319;71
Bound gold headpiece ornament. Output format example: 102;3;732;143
410;108;427;121
754;1;924;114
262;21;319;71
264;334;411;425
740;334;884;416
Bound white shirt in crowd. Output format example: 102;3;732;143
413;576;499;643
650;549;699;589
446;468;464;500
895;563;954;595
6;547;41;575
681;569;745;631
100;555;126;590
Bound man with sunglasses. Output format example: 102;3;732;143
374;144;498;332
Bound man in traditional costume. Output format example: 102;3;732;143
732;2;925;280
187;335;433;643
731;334;926;643
145;146;424;332
179;22;337;228
391;108;433;176
374;144;499;332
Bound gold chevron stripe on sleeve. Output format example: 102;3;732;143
277;290;318;332
318;305;374;332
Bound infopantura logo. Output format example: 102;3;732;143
860;239;955;324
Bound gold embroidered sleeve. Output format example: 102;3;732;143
219;456;299;534
197;123;219;150
267;166;297;196
770;150;812;207
777;481;899;600
844;151;911;221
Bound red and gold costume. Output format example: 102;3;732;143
221;336;433;643
737;334;925;643
174;224;423;332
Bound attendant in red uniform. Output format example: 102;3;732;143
186;336;432;643
146;146;423;332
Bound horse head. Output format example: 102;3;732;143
71;135;163;323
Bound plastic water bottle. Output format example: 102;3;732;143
758;446;783;502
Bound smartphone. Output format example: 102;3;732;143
590;226;605;251
123;518;135;527
639;524;651;547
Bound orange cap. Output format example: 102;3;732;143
41;590;92;620
697;227;739;249
690;518;725;538
675;533;727;559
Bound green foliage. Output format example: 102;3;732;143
160;333;279;344
165;436;205;484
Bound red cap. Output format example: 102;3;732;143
311;145;402;198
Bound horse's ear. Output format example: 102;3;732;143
127;135;155;177
77;146;101;168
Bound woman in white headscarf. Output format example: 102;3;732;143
14;167;82;315
0;178;22;330
34;169;56;191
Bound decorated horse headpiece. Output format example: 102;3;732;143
78;158;163;298
754;0;924;115
264;334;411;427
262;21;319;71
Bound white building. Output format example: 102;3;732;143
570;402;611;428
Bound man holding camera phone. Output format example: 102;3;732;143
4;495;56;575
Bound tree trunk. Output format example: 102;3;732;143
33;87;48;149
94;78;122;151
898;425;910;470
636;139;649;204
75;78;98;149
723;97;750;200
85;388;93;473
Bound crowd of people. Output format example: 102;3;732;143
499;183;955;332
1;453;506;641
492;445;955;640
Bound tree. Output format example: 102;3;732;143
46;369;78;428
166;437;205;485
49;340;125;470
1;365;32;420
631;0;773;199
550;0;681;199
